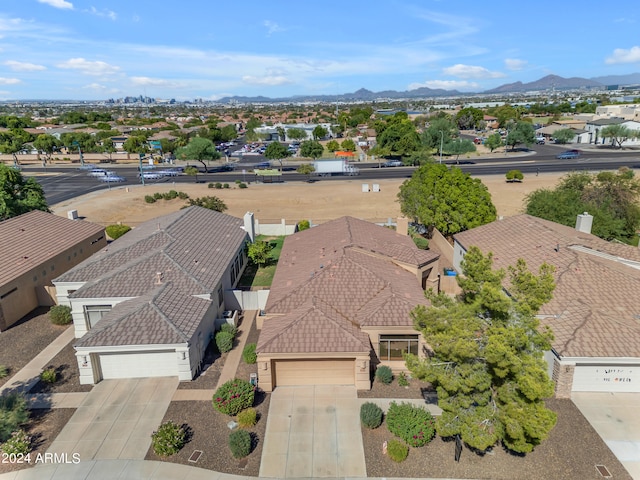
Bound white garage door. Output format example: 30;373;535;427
274;359;354;387
572;365;640;393
98;351;179;380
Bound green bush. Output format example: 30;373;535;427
0;429;30;456
40;367;57;384
151;421;186;456
49;305;72;325
213;378;255;416
297;219;310;231
0;366;7;379
387;439;409;462
386;402;435;447
220;323;237;337
235;179;241;184
214;182;223;189
166;190;178;199
375;365;393;384
223;183;230;189
360;402;383;429
238;182;247;189
411;235;429;250
215;331;234;353
242;343;257;364
178;191;189;199
0;393;29;442
228;429;252;458
398;371;410;387
208;182;214;189
237;407;257;428
144;195;156;204
506;169;524;182
153;192;162;200
105;224;131;240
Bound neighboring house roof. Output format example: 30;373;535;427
259;217;436;355
0;210;104;287
75;282;211;348
588;118;625;126
454;214;640;359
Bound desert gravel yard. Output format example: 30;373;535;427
28;339;93;394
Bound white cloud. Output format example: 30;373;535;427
4;60;46;71
605;46;640;64
242;75;292;86
86;7;117;21
443;64;505;79
263;20;284;36
505;58;527;71
56;58;120;76
83;83;120;94
130;76;186;89
0;77;22;85
37;0;73;10
408;79;479;91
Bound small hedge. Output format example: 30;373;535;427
49;305;72;325
0;365;8;379
220;323;237;337
212;378;255;416
398;371;410;387
215;331;234;353
144;195;156;203
386;401;435;447
229;429;252;458
151;421;186;457
242;343;257;364
237;407;257;428
40;368;57;384
360;402;383;429
387;438;409;462
375;365;393;384
105;224;131;240
0;430;31;456
297;219;310;231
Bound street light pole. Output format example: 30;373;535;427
439;131;444;164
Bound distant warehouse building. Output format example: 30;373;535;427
0;210;106;331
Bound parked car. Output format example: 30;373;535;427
556;150;580;159
99;174;126;183
383;160;403;167
535;137;546;145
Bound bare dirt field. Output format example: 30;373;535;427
51;172;565;227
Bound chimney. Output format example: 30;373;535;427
575;212;593;234
243;212;256;242
396;217;409;236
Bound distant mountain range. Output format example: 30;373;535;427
217;73;640;104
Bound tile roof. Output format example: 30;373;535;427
58;206;247;347
454;214;640;358
0;210;104;287
259;217;434;355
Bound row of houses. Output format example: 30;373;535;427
1;207;639;396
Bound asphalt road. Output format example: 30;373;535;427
22;148;640;206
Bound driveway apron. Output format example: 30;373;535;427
259;385;366;478
45;377;178;462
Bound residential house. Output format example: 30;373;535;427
0;210;106;331
452;214;640;397
256;216;440;392
53;207;248;384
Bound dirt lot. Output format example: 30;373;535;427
50;172;566;227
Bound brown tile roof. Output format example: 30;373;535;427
454;214;640;358
0;210;104;287
259;217;434;355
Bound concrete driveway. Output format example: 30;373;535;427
572;392;640;480
45;377;178;461
259;385;366;478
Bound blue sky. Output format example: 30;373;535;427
1;0;639;101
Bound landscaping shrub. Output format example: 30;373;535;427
411;235;429;250
177;191;189;199
40;367;57;384
215;331;234;353
144;195;156;204
386;401;435;447
360;402;383;429
506;169;524;182
237;407;257;428
151;421;186;457
208;182;214;188
0;366;7;379
223;183;230;189
153;192;163;200
297;219;310;231
375;365;393;384
166;190;179;199
105;224;131;240
235;179;241;184
0;393;29;442
242;343;257;364
214;182;223;189
228;429;252;458
49;305;72;325
238;182;247;189
398;371;410;387
387;438;409;462
1;430;30;456
212;378;255;416
220;323;237;337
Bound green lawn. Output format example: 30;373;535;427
238;235;285;288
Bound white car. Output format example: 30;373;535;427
88;169;108;177
99;174;126;183
139;172;163;180
157;169;179;177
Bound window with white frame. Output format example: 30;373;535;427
84;305;111;328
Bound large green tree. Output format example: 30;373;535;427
484;132;503;152
376;112;420;157
299;140;324;160
600;124;637;148
406;247;557;454
0;164;49;220
505;121;535;150
442;138;476;162
175;137;220;172
286;128;307;142
525;169;640;243
264;142;291;170
398;164;497;236
0;129;33;166
551;128;575;144
455;107;484;130
312;125;328;140
33;134;61;164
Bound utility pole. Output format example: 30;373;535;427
139;153;145;186
439;131;444;164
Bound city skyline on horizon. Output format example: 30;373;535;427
1;0;640;101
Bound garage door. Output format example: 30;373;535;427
572;365;640;393
274;359;354;387
98;351;179;380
